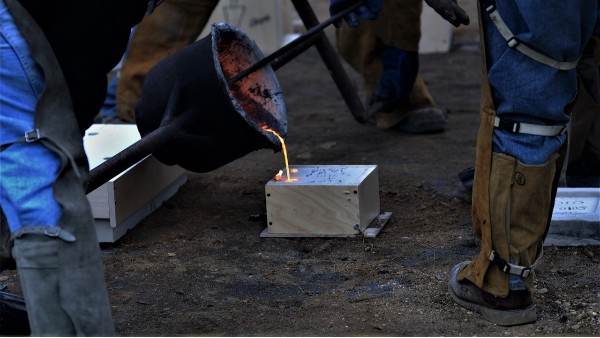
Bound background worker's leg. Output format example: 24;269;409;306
450;1;598;326
116;0;219;122
336;0;446;133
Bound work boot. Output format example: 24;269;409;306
453;152;563;325
448;261;536;326
374;77;447;133
0;288;30;336
392;107;447;133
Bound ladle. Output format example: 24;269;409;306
87;0;367;193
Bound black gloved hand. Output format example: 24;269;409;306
424;0;470;27
136;24;287;173
329;0;383;28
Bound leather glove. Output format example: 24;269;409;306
424;0;469;27
329;0;383;28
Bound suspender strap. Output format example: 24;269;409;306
482;0;579;71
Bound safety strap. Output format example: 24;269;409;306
488;249;543;278
0;128;81;179
0;129;43;151
482;0;579;71
12;225;76;242
494;117;568;136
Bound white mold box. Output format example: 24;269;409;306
84;124;187;243
547;187;600;246
419;0;453;54
264;165;380;237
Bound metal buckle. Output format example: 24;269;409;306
559;125;568;135
43;227;60;237
498;118;520;133
520;268;532;278
43;227;76;242
24;129;41;142
507;37;520;48
483;0;496;13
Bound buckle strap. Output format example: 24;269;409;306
1;129;43;151
24;128;41;142
483;0;578;70
494;117;567;136
488;249;543;278
0;128;82;179
12;226;76;242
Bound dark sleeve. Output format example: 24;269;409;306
19;0;149;133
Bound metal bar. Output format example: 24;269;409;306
270;33;322;71
86;116;189;193
291;0;369;123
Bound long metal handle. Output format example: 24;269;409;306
87;0;367;192
86;116;191;194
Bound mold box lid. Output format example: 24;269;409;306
267;165;377;186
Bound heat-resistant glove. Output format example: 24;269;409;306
136;23;287;173
424;0;469;27
329;0;383;28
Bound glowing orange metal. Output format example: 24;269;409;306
262;127;298;182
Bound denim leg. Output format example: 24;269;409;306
484;1;599;165
100;27;135;118
370;47;419;112
0;1;62;232
99;76;118;118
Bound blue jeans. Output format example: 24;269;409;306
485;1;600;164
100;27;135;118
0;1;62;232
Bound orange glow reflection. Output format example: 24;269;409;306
262;127;299;182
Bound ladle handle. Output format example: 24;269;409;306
226;0;367;85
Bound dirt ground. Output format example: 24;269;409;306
2;0;600;336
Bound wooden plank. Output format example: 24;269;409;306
113;156;186;225
95;175;188;243
87;183;111;219
84;124;187;242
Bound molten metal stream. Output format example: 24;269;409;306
262;127;298;182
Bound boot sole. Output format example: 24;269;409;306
448;278;537;326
